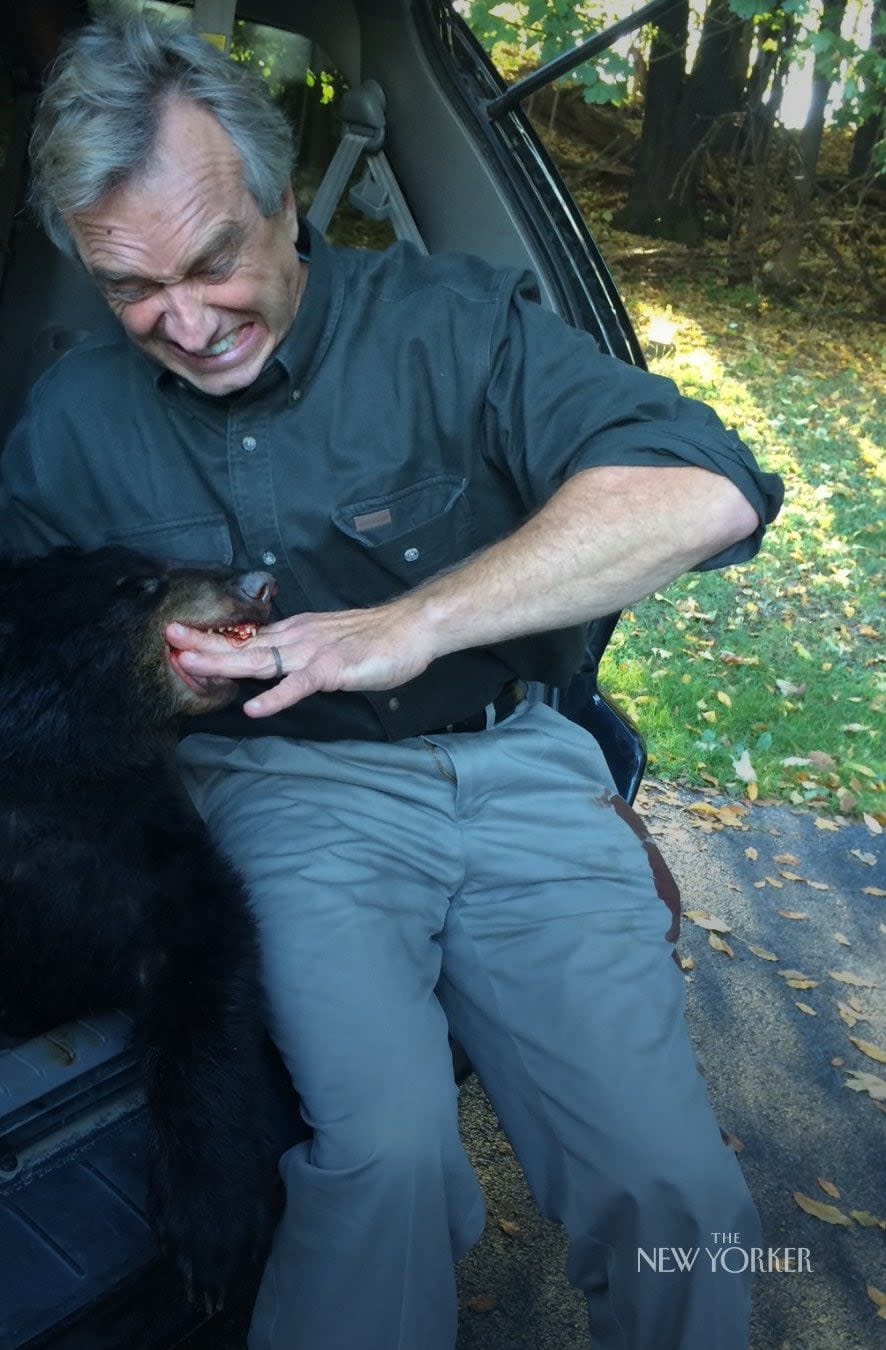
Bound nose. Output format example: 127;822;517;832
158;282;217;351
236;571;277;605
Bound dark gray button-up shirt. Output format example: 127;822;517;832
0;224;783;742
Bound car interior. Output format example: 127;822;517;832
0;2;647;1343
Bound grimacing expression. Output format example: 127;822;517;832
68;98;303;396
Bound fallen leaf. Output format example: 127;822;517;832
765;875;784;888
850;1211;885;1228
731;747;754;780
778;970;812;980
862;887;886;897
850;849;877;866
748;944;779;961
779;911;810;920
683;909;711;921
746;781;759;801
828;970;875;989
497;1218;521;1236
709;934;734;957
793;1192;849;1224
815;817;840;832
690;915;732;933
808;751;836;769
795;1002;817;1015
848;1037;886;1065
753;880;767;889
831;1056;844;1066
779;870;805;882
841;723;872;734
863;813;883;835
718;691;733;708
776;679;806;697
807;880;830;891
782;756;811;767
843;1070;886;1101
817;1178;840;1199
834;933;851;946
867;1284;886;1308
467;1294;499;1313
774;853;799;865
786;978;818;989
679;954;695;971
837;1001;868;1028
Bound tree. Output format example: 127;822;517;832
616;0;754;243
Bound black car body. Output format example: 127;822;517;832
0;1;645;1343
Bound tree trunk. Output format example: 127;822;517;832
800;0;848;175
765;0;846;290
615;0;690;237
616;0;752;244
850;0;885;177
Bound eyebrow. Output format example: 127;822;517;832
91;222;246;289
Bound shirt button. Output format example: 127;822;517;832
242;435;257;452
403;547;420;563
261;551;277;566
387;696;401;712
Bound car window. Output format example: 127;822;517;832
88;0;396;251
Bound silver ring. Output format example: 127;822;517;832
270;645;284;679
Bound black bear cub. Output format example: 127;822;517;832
0;546;277;1309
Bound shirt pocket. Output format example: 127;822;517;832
106;513;234;567
331;476;477;586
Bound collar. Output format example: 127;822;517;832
154;218;340;405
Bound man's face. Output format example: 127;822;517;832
68;98;302;397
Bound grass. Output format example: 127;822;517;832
595;270;884;818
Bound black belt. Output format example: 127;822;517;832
426;680;525;735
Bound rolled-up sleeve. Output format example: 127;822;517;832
482;272;784;570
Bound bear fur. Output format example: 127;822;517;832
0;546;279;1308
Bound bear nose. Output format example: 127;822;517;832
236;571;278;604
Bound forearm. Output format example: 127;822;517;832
170;462;760;716
404;464;760;660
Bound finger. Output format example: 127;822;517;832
166;621;252;653
242;670;318;717
177;643;283;680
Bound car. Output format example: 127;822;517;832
0;1;648;1344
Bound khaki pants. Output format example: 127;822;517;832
176;700;759;1350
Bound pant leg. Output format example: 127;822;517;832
175;734;487;1350
431;703;761;1350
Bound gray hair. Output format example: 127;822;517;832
30;10;295;257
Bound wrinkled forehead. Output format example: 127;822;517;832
69;98;253;272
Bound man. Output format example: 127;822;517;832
1;13;783;1350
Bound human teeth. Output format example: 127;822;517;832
201;331;239;357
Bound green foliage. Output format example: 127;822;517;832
460;0;884;143
456;0;636;105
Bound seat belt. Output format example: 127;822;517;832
306;80;427;253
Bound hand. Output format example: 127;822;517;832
166;600;435;717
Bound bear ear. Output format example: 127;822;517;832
115;572;164;597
